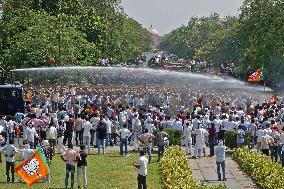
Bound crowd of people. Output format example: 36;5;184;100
0;84;284;187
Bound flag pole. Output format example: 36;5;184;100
262;64;265;92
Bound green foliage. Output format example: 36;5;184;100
164;128;183;146
153;128;183;146
233;148;284;189
237;0;284;80
224;130;251;149
0;0;151;69
161;146;226;189
159;1;284;83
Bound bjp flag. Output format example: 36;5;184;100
268;95;278;105
248;69;261;82
15;147;49;186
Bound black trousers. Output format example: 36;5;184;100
137;174;147;189
6;161;15;182
90;129;95;145
262;149;269;156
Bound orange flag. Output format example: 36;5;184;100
248;69;261;82
268;95;277;105
15;147;49;186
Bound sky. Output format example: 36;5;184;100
120;0;244;35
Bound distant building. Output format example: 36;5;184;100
148;25;159;47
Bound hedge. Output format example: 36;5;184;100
224;130;251;149
153;128;183;146
232;148;284;189
161;146;226;189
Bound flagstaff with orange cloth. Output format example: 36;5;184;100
248;68;262;82
15;147;49;186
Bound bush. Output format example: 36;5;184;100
161;146;226;189
224;130;251;149
232;148;284;189
153;128;183;146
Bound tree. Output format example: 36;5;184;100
238;0;284;80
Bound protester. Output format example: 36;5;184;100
42;140;53;183
119;123;131;156
237;126;245;148
156;127;169;162
138;128;155;163
0;139;17;182
82;116;92;154
96;116;107;155
60;143;80;189
261;130;274;156
214;141;226;181
77;144;88;189
193;123;209;158
132;150;148;189
183;122;192;155
208;123;216;156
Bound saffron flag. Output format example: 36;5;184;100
268;94;278;105
248;68;261;82
15;146;49;186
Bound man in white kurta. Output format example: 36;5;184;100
183;122;193;155
193;124;209;158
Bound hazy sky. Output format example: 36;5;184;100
120;0;244;35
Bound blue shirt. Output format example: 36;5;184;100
215;145;226;162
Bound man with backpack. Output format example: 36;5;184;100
156;127;169;162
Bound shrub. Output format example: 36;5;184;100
232;148;284;189
224;130;251;149
161;146;226;189
153;128;183;146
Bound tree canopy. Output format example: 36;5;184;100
0;0;151;69
159;0;284;82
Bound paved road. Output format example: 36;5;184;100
188;151;258;189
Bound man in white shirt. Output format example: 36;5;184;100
172;117;183;131
133;150;148;189
27;124;39;149
82;117;92;154
52;92;60;112
7;117;16;142
105;118;113;146
0;139;17;182
118;124;131;156
90;113;100;146
47;124;57;155
256;127;264;152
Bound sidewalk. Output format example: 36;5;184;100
188;150;258;189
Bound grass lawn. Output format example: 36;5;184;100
0;150;163;189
